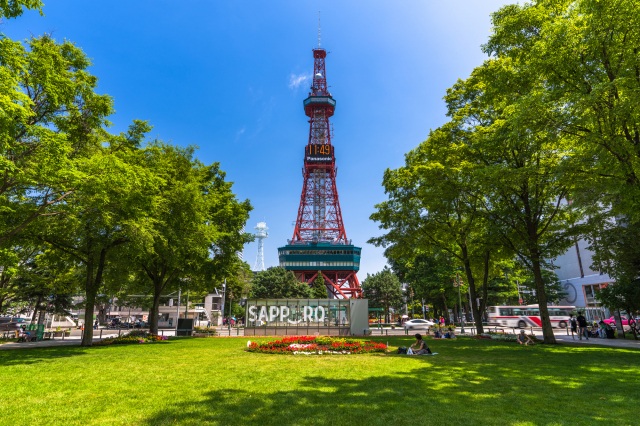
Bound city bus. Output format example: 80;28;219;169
487;305;575;329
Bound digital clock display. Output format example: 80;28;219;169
305;144;333;161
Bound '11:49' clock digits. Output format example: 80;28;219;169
306;144;333;157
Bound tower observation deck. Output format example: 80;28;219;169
278;46;362;298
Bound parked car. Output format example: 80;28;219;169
403;319;436;331
0;320;21;332
603;316;629;327
0;317;30;331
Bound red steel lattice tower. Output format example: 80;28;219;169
278;46;362;298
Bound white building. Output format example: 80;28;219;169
553;237;612;321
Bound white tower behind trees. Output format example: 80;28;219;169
253;222;269;271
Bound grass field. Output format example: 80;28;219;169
0;336;638;425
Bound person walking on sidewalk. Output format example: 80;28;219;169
569;314;578;339
576;312;589;340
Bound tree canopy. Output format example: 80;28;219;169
250;267;312;299
361;268;403;323
0;6;253;346
370;0;640;342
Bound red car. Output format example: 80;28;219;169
603;316;629;327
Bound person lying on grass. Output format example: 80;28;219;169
517;330;535;346
407;333;433;354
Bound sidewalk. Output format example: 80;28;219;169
0;328;177;350
552;332;640;349
2;327;639;350
0;332;121;350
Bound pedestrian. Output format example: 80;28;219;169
93;319;98;330
569;314;578;339
439;315;445;326
576;311;589;340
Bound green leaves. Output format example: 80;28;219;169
0;0;43;19
251;267;312;299
371;0;640;342
0;35;113;245
361;268;403;322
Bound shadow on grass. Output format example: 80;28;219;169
0;345;92;366
143;343;640;426
0;339;181;367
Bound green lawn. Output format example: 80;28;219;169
0;336;637;425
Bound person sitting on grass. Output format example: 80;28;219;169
445;327;456;339
407;333;433;355
517;329;534;346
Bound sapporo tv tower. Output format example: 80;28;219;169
278;33;362;299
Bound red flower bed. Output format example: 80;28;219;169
246;336;387;355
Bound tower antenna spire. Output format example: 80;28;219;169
317;11;321;48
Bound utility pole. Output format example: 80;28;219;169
223;279;231;335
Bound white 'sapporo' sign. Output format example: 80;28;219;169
248;305;326;324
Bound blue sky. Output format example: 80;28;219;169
2;1;513;280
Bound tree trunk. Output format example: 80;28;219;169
81;257;96;346
462;246;484;334
82;284;97;346
143;262;175;335
0;272;8;313
480;251;490;315
532;255;556;344
31;295;43;324
441;294;448;323
81;248;108;346
149;279;163;335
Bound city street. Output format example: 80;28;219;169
2;324;639;350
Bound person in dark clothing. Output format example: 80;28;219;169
576;312;589;340
569;314;578;339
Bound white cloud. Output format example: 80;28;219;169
288;73;311;90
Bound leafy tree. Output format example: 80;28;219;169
250;267;311;299
486;0;640;223
131;142;251;334
361;268;403;323
598;280;640;318
0;35;112;246
590;219;640;314
0;245;24;314
370;125;512;333
217;259;254;323
482;0;640;340
310;271;328;299
38;121;157;346
0;0;42;19
435;15;587;342
520;269;566;305
391;251;458;320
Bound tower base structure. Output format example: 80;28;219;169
278;242;362;298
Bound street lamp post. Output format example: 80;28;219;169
222;279;231;335
175;287;181;336
455;273;465;334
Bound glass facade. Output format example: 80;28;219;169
278;244;361;272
